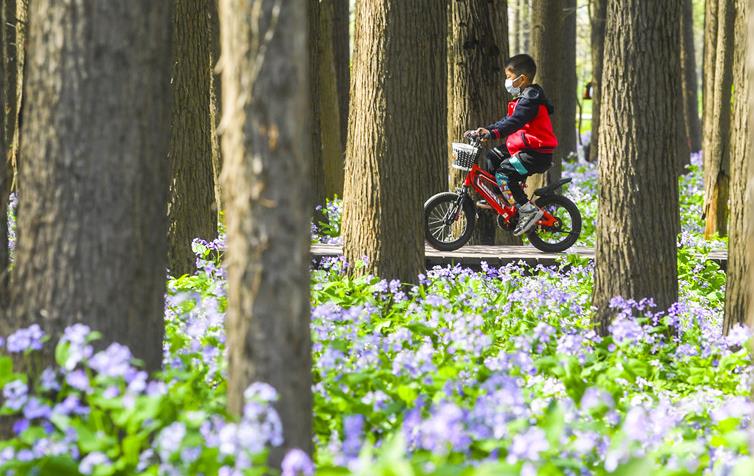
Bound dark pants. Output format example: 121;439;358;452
485;146;552;206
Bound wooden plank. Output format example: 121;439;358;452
311;244;729;271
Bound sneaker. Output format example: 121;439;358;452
513;202;544;236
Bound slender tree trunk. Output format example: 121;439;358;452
449;0;518;245
592;0;681;335
209;0;223;212
10;0;174;372
320;0;345;199
0;0;11;305
511;0;520;53
309;0;326;210
681;0;702;154
746;0;754;333
723;0;751;333
588;0;606;163
342;0;445;282
220;0;313;461
529;0;576;190
333;0;350;153
703;0;719;139
168;0;218;277
703;0;734;239
12;0;27;195
521;0;530;53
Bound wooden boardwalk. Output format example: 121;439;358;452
312;244;729;271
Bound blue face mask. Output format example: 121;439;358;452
505;75;523;96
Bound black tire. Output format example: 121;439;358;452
527;194;582;253
424;192;475;251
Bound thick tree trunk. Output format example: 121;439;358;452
592;0;681;335
10;0;173;372
342;0;444;282
309;0;326;210
333;0;350;153
723;0;751;333
529;0;576;190
588;0;606;163
320;0;345;199
168;0;218;277
703;0;719;138
681;0;702;154
702;0;734;239
220;0;313;461
449;0;518;245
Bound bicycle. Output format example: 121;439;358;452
424;135;582;253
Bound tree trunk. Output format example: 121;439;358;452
333;0;350;153
511;0;520;53
209;0;223;212
10;0;173;372
723;0;751;333
528;0;576;190
702;0;718;139
746;0;754;332
309;0;326;210
588;0;606;163
220;0;313;462
449;0;518;245
342;0;445;282
0;0;11;305
681;0;702;154
320;0;345;199
11;0;27;195
592;0;681;335
702;0;734;239
167;0;218;277
521;0;531;53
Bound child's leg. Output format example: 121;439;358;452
495;160;529;207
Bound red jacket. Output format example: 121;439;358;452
486;85;558;157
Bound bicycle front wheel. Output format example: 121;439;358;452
424;192;475;251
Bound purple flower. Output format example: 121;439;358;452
66;369;91;392
23;397;51;420
281;448;314;476
507;427;549;463
39;367;60;392
3;379;28;410
89;343;133;378
343;415;364;458
6;324;45;353
79;452;110;475
244;382;278;404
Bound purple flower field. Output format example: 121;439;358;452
0;157;749;475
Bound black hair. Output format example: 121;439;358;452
505;54;537;80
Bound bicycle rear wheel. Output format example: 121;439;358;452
527;194;581;252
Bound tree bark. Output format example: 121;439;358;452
309;0;326;210
681;0;702;154
0;0;11;305
529;0;577;190
723;0;751;333
220;0;313;461
342;0;445;282
521;0;531;53
588;0;606;163
702;0;734;239
592;0;681;335
168;0;218;277
320;0;345;199
209;0;223;212
511;0;520;53
448;0;518;245
333;0;350;153
10;0;173;372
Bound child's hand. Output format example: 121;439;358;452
475;128;491;140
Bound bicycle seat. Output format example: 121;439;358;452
534;178;572;196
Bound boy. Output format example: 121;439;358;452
465;54;558;236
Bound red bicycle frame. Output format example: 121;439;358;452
462;164;558;228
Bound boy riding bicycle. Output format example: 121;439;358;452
464;54;558;236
